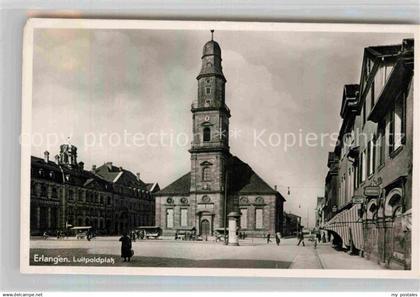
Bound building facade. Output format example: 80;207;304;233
282;212;302;237
155;34;285;238
323;39;413;269
30;144;159;235
315;196;325;229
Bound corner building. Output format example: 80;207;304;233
323;39;413;270
30;144;159;235
155;36;285;238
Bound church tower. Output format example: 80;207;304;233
190;30;231;195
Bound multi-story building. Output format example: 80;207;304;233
30;143;159;235
323;152;340;222
323;39;413;269
315;196;325;228
154;33;286;238
282;212;302;237
94;162;158;234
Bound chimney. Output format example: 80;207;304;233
54;154;60;164
44;151;50;163
92;164;96;172
274;185;277;191
136;172;141;181
78;162;84;170
119;166;123;172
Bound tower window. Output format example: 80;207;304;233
203;127;211;142
206;87;211;95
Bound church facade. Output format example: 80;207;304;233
154;34;285;238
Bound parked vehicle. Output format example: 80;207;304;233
175;227;197;240
134;226;162;239
70;226;94;240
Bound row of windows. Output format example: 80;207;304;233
240;208;264;229
114;185;152;198
338;92;406;206
32;183;154;211
67;207;108;217
165;208;188;228
164;208;265;230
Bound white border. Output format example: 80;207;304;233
20;18;420;279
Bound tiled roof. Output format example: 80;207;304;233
95;163;148;189
227;156;279;195
156;172;191;196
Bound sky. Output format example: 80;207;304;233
31;28;411;227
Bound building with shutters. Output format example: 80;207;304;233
154;33;286;238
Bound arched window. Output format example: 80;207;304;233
202;167;211;181
366;201;378;220
203;127;211;142
385;188;403;217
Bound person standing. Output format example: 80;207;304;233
297;231;305;246
266;233;272;244
275;232;281;246
119;233;133;262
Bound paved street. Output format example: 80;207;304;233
29;237;385;269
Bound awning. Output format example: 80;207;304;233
323;204;364;250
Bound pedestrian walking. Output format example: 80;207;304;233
119;233;133;262
297;231;305;246
266;233;272;244
43;231;48;240
275;232;281;246
131;230;136;242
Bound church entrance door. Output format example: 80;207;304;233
201;219;210;239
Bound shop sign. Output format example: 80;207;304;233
364;186;381;197
352;196;365;204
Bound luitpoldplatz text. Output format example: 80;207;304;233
33;254;116;265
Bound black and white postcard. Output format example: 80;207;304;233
20;19;419;278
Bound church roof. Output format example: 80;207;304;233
156;156;285;200
226;156;279;195
156;172;191;196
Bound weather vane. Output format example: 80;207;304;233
211;29;214;41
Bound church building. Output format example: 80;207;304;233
154;33;286;238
